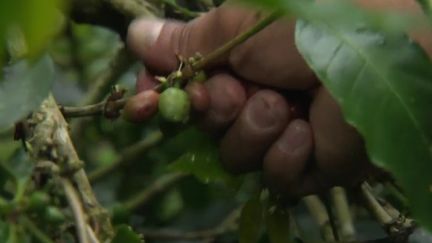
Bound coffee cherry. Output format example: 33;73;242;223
158;87;191;123
123;90;160;123
43;206;65;224
28;191;50;212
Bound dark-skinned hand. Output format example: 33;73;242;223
125;0;432;199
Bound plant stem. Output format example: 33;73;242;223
162;0;201;19
330;187;355;241
62;179;89;243
193;11;282;71
21;216;55;243
89;131;163;182
123;172;188;211
62;98;128;118
80;46;135;106
303;195;336;242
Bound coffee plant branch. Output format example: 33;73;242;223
25;95;114;240
61;11;282;118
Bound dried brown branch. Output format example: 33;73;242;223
25;95;113;241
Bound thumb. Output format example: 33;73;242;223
127;5;251;74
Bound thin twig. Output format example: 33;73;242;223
141;207;240;241
62;179;89;243
330;187;356;241
123;172;189;211
89;131;163;182
21;216;55;243
62;98;128;118
162;0;201;19
303;195;336;242
80;46;135;106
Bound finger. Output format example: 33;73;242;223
219;90;291;173
127;5;249;74
263;119;313;197
185;81;210;112
199;73;247;131
136;69;159;92
309;87;370;185
127;5;317;90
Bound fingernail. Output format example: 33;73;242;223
249;92;288;129
250;96;278;128
127;19;164;55
283;120;309;153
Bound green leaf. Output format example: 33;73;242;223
112;225;143;243
0;55;55;130
245;0;417;34
168;128;233;184
239;197;264;243
0;0;65;63
265;206;292;243
295;20;432;230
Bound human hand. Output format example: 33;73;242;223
124;0;430;199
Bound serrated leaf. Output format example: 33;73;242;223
0;55;55;130
239;197;264;243
295;20;432;230
265;206;292;243
112;225;143;243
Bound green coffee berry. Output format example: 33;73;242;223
28;192;50;212
158;87;191;123
44;206;65;224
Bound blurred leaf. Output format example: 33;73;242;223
167;127;233;184
169;145;231;184
239;197;264;243
245;0;420;34
295;19;432;230
0;140;20;162
0;55;55;130
0;0;65;66
112;225;144;243
265;206;292;243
